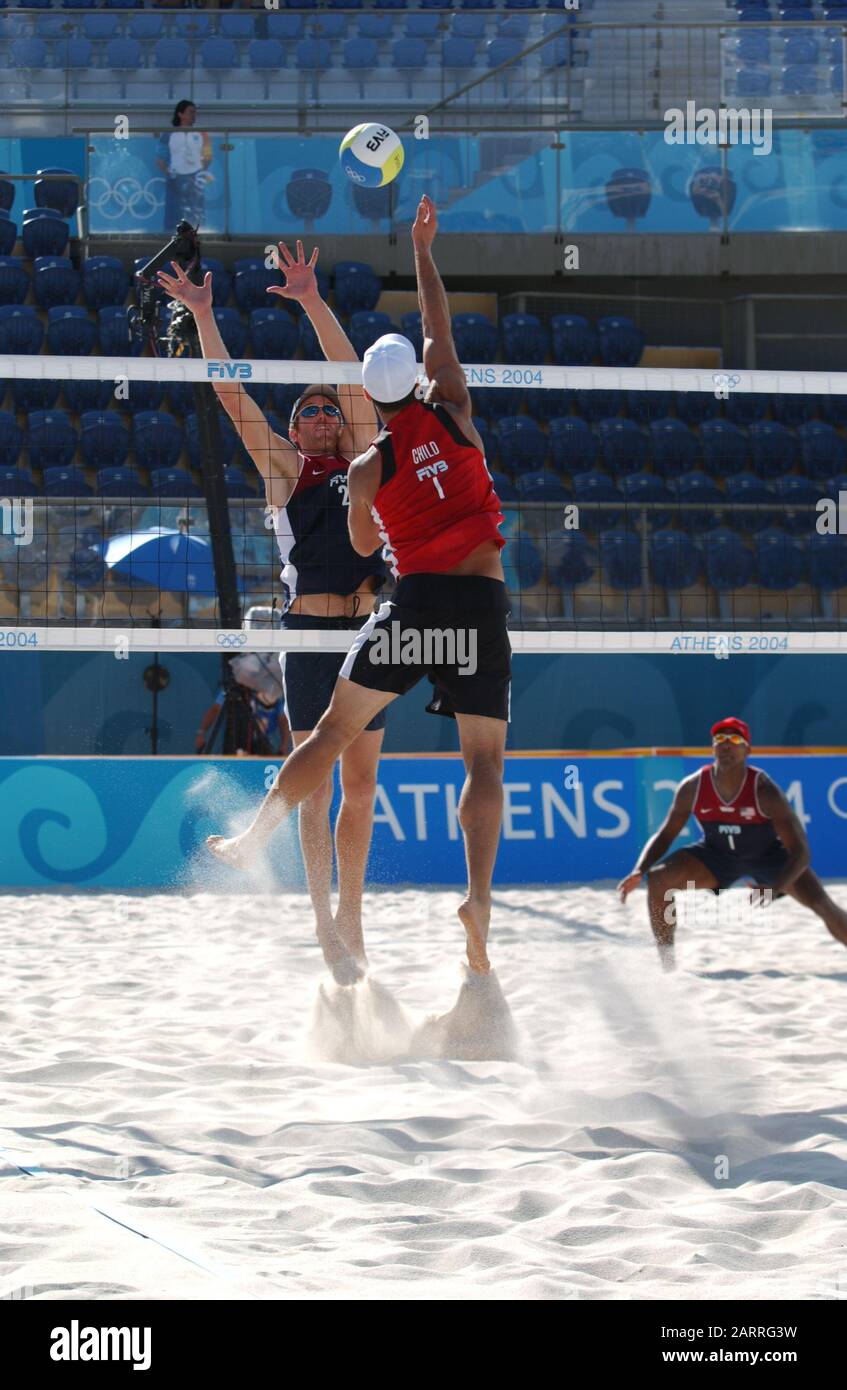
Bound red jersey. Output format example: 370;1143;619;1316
370;399;505;577
692;763;780;857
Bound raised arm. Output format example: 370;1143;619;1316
618;775;698;902
156;262;300;511
412;195;472;417
268;240;378;456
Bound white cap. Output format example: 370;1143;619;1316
361;333;418;404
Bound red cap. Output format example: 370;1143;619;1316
711;716;750;744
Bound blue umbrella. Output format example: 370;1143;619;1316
102;528;245;595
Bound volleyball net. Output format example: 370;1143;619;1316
1;352;847;650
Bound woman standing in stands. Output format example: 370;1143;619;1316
156;100;213;234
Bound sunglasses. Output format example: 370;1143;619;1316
295;404;342;420
713;733;747;745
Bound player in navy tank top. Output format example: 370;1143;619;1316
618;717;847;971
158;241;386;986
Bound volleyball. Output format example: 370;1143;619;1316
339;123;404;188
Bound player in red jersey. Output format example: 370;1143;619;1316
618;717;847;970
209;195;510;977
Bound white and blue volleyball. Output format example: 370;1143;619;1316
339;123;404;188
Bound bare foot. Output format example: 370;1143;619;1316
206;833;260;871
333;910;367;966
457;897;491;974
316;920;365;987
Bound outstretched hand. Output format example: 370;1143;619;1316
267;239;320;304
156;262;213;313
411;194;438;251
617;870;643;904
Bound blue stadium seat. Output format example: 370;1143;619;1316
549;417;598;473
97;466;149;498
0;178;13;216
10;38;48;70
452;313;498;363
575;388;623;422
97;306;134;357
200;37;240;73
150;468;203;501
358;13;394;38
524;387;571;423
737;32;771;65
490;470;516;501
349;310;396;356
627;390;672;424
725;473;777;531
170;12;213;39
343;37;379;92
501;313;548;365
405;14;442;38
774;474;822;533
725;393;769;426
103;37;142;72
541;37;572;69
782;64;818;97
222;466;258;500
80;411;130;470
0;305;44;355
486;38;523;78
0;414;24;469
756;528;806;589
128;14;165;42
736;68;773;100
498;417;547;472
295;38;332;68
649;417;701;477
133;412;183;471
675;471;725;532
249;308;299;359
550;531;594;589
392;37;427;79
185;412;238;470
27;411;78;471
700;419;751;476
33;256;80;310
597;315;644;367
597;417;649;473
600;529;642;590
334;260;382;316
675;392;722;425
472;387;518;420
213;308;247;359
10;379;60;414
154;38;191;72
0;256;28;305
451;14;485;39
818;395;847;425
551;313;597;366
22;209;69;259
770;392;813;426
400;310;423;357
749;420;799;476
63;381;114;415
0;467;40;497
220;14;257;42
797;420;847;478
81;255;128;311
298;316;323;361
442;36;478;69
503;536;545;592
267;14;305;41
46;306;96;356
43;466;92;499
286;168;332;224
651;530;702;590
249;40;286;82
0;216;17;258
233;258;281;312
572;471;624;530
515;470;570;502
704;528;755;590
121;382;165;416
621;472;674;528
784;35;819;66
809;532;847;590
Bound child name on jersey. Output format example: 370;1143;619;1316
412;440;449;497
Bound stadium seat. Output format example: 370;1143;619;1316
769;393;814;427
600;529;642;590
0;216;17;258
358;14;394;40
675;392;721;425
286;169;332;224
98;306;133;357
81;255;128;311
490;470;516;502
443;36;478;69
541;37;572;69
33;256;80;310
103;37;143;74
0;178;14;216
10;379;60;414
503;536;545;593
400;311;423;357
650;530;703;590
9;38;48;71
220;14;257;42
404;14;442;38
0;305;44;355
154;38;191;73
725;392;769;426
515;470;570;502
756;528;806;589
21;209;69;259
572;471;624;530
213;308;247;359
621;472;674;528
64;381;114;415
392;37;428;81
295;38;332;69
818;395;847;426
597;316;644;367
501;313;548;366
809;532;847;591
150;468;203;501
249;308;299;359
700;419;751;476
472;387;518;420
128;14;165;42
704;528;755;590
232;258;281;312
0;414;24;469
550;314;597;366
736;67;772;98
343;38;379;87
797;420;847;478
749;420;799;476
96;466;150;499
223;467;257;500
46;306;96;356
774;474;822;534
249;41;286;88
43;466;92;500
549;417;598;473
524;387;571;424
120;382;166;416
575;389;623;422
626;390;672;424
0;467;39;497
498;417;547;472
27;411;78;471
349;311;397;357
0;257;28;306
298;316;323;361
675;471;725;532
550;531;594;589
333;260;382;316
451;14;486;39
80;411;130;470
133;412;184;471
185;413;238;470
597;418;649;474
267;14;305;42
782;65;817;97
725;473;777;531
200;37;239;73
649;418;701;477
452;313;498;363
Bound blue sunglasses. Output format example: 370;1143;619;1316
296;403;342;420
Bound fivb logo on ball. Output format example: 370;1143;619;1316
339;123;404;189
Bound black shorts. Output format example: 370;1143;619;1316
686;840;790;894
281;613;387;733
339;574;511;722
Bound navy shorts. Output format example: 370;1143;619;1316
338;574;511;722
686;840;790;894
281;613;387;733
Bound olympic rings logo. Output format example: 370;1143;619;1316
712;373;742;392
86;175;164;222
217;632;248;648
